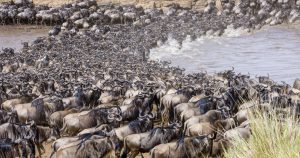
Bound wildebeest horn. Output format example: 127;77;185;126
115;114;122;122
148;112;156;119
175;122;182;128
167;121;174;127
107;113;115;120
139;113;146;118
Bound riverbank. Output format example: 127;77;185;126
0;0;209;10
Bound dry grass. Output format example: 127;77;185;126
224;108;300;158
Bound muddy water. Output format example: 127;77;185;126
1;23;300;84
150;22;300;84
0;25;50;51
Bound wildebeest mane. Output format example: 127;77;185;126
76;131;108;153
31;98;46;120
128;120;142;133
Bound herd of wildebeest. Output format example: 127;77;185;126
0;0;300;157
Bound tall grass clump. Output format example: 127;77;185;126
225;108;300;158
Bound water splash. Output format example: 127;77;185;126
150;23;300;84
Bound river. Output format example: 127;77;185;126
0;25;50;51
0;23;299;84
150;22;300;84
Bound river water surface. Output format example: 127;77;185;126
0;25;50;51
150;22;300;84
0;24;299;84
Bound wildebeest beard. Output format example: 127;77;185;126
128;119;152;133
31;98;47;121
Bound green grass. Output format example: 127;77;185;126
224;108;300;158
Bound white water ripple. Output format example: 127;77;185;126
150;23;300;85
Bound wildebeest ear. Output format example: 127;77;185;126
207;133;215;140
29;120;36;127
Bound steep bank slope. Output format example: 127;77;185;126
0;0;215;10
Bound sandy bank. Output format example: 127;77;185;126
0;0;211;10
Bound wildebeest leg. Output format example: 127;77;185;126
129;151;139;158
28;140;36;158
36;143;42;158
37;143;45;153
20;141;27;158
140;152;144;158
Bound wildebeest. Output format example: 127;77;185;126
60;107;122;136
54;135;116;158
49;108;79;130
62;87;86;109
183;110;223;134
161;87;195;125
150;135;214;158
0;138;19;158
120;123;180;158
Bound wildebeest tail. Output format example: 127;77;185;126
150;149;156;158
120;138;128;158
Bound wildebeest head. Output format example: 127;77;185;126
128;113;155;133
196;96;218;114
256;74;274;85
93;106;122;127
205;110;223;124
176;86;196;97
271;95;292;108
293;78;300;90
134;92;155;116
7;111;19;124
